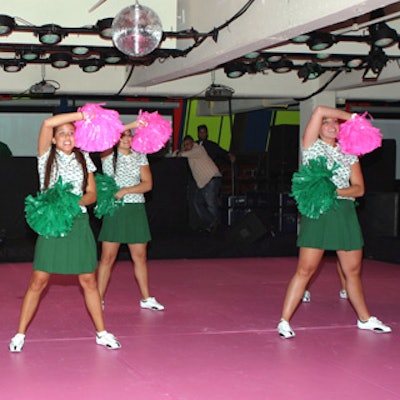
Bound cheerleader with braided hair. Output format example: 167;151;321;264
9;111;121;352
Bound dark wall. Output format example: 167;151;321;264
266;125;299;192
145;157;189;236
360;139;396;192
0;157;39;240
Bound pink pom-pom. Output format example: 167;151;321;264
337;112;383;156
131;110;172;154
74;103;125;152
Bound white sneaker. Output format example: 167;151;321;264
339;289;348;299
140;297;165;311
357;316;392;333
9;333;25;352
96;331;121;349
302;290;311;303
277;319;296;339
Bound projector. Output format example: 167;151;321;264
30;81;57;95
205;84;234;100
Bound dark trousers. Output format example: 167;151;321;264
193;177;221;229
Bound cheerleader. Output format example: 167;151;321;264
9;111;121;352
97;121;164;312
277;106;391;338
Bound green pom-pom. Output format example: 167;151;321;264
94;173;124;218
291;156;339;219
25;177;82;238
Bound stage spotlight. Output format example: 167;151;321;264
37;24;64;45
363;47;388;81
265;54;283;63
307;32;335;51
0;15;15;35
271;59;293;73
20;48;42;61
346;57;365;69
103;50;124;64
224;62;246;78
3;59;25;72
369;22;398;48
243;51;260;59
297;62;322;82
96;18;114;39
79;58;105;73
72;46;91;56
290;33;311;43
50;53;72;68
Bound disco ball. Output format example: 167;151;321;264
112;3;163;57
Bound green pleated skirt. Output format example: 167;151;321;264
34;213;97;274
297;199;364;251
98;203;151;244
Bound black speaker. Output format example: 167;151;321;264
266;125;299;191
357;192;399;237
278;192;298;233
227;208;251;227
225;212;268;244
360;139;396;192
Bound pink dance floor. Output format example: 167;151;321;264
1;256;399;400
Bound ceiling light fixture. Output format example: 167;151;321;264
224;62;246;78
243;51;260;59
307;32;335;51
297;62;323;82
290;33;311;43
37;24;65;45
72;46;91;56
369;22;398;48
346;57;365;69
265;54;283;63
79;58;105;73
20;48;42;61
96;18;114;39
3;59;25;72
0;14;15;35
0;7;397;83
271;59;293;73
315;53;331;60
50;53;72;68
363;46;388;81
103;50;124;64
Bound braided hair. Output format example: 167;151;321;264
44;145;88;192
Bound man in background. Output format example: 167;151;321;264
174;135;221;233
196;124;235;165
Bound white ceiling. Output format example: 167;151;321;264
1;0;400;113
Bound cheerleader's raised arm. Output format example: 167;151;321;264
302;106;352;149
38;111;85;156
